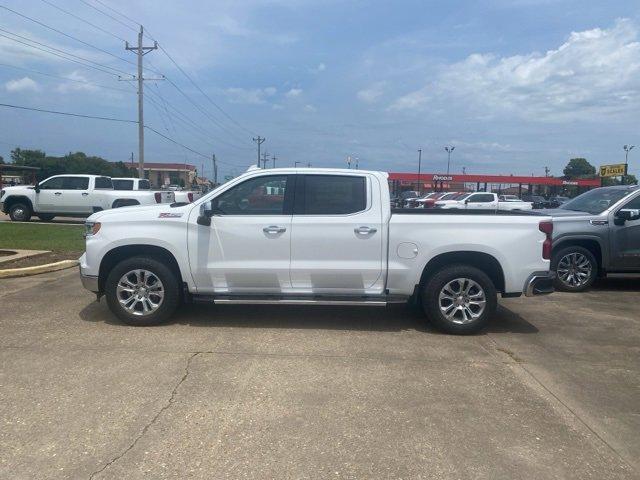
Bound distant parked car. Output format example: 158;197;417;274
522;194;551;209
435;192;532;211
0;174;174;222
394;190;420;208
548;196;570;208
499;194;522;202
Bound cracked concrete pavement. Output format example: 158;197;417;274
0;269;639;479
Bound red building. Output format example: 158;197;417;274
388;172;600;197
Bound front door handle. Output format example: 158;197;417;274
54;192;62;196
81;192;89;196
263;225;286;234
355;226;377;235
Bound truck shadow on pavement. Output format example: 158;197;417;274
591;275;640;292
79;300;538;335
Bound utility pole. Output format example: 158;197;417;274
355;157;359;170
212;153;218;185
347;156;351;169
307;162;311;167
253;136;265;168
130;152;134;166
444;146;455;175
417;149;422;195
261;151;269;169
272;154;277;169
544;166;550;177
294;161;301;167
125;26;159;179
462;166;466;175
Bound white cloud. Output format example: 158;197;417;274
5;77;40;93
308;62;326;74
285;88;303;98
56;71;99;93
357;82;385;103
225;86;277;104
304;104;317;112
390;19;640;120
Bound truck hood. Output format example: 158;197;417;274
88;203;192;222
1;185;35;194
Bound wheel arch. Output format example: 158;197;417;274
418;251;506;293
3;195;34;213
553;237;603;273
112;198;141;209
98;244;183;293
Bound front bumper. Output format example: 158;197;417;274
79;266;99;293
524;271;555;297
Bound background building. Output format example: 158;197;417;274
121;162;197;188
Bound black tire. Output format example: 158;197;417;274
105;256;180;326
9;202;32;222
552;246;597;292
421;264;497;335
37;214;55;222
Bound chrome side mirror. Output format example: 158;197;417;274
197;201;213;226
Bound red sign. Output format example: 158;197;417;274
388;172;600;187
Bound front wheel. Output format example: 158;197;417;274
422;265;497;334
552;246;597;292
9;202;32;222
105;256;180;326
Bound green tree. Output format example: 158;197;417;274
602;174;638;186
0;155;4;164
563;158;596;178
11;148;132;180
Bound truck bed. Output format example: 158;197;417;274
391;208;548;216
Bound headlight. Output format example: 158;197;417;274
84;221;101;237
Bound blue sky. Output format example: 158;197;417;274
1;0;639;180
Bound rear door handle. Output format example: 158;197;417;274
81;192;89;196
263;225;286;234
355;226;377;235
54;192;62;196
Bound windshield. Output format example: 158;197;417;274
561;188;634;214
453;193;471;200
439;193;458;200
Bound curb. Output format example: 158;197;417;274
0;259;79;279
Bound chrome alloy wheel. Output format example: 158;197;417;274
557;252;592;288
438;278;486;324
116;269;165;316
12;207;26;220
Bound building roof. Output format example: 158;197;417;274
123;162;196;171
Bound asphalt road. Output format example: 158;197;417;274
1;269;639;479
0;212;84;224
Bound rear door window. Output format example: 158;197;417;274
112;179;134;190
94;177;113;189
61;177;90;190
468;193;495;203
297;175;366;215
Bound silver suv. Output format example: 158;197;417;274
542;185;640;291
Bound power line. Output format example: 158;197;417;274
0;29;133;77
55;0;259;144
37;0;127;42
77;0;139;34
0;102;137;123
0;4;147;73
0;101;244;167
0;62;133;93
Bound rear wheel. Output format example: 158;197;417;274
552;246;597;292
105;256;180;326
422;265;497;334
9;202;32;222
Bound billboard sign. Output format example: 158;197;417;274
599;164;627;177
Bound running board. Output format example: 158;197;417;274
191;294;408;307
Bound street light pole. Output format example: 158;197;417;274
624;145;635;184
444;146;455;175
417;149;422;195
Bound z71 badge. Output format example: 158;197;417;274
158;212;183;218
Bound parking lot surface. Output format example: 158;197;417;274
1;269;639;479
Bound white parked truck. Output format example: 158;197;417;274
1;174;174;222
435;192;533;211
79;168;554;334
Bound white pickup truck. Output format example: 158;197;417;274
435;192;533;211
79;168;554;334
1;174;174;222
